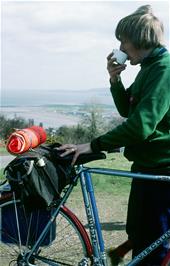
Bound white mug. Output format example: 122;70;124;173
112;49;127;64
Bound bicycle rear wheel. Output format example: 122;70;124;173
161;251;170;266
0;193;93;265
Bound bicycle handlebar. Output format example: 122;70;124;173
51;149;107;165
75;152;106;165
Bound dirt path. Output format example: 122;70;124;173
0;155;15;168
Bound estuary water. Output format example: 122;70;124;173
1;106;80;128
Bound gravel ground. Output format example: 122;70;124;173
67;190;132;264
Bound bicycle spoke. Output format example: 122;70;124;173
0;198;92;265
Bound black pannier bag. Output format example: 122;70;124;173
0;190;56;246
4;143;74;210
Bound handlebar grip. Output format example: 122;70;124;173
75;152;106;165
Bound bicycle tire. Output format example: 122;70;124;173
161;251;170;266
0;193;93;265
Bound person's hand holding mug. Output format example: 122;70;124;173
107;49;127;83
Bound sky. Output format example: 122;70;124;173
1;0;170;96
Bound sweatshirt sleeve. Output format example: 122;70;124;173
110;78;130;118
91;64;170;153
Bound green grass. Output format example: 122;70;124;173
0;146;8;155
86;152;131;170
0;146;7;182
0;168;4;177
0;168;5;184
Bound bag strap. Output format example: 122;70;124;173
0;179;8;186
5;160;35;182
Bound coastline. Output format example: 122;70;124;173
1;104;118;129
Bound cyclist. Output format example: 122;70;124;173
58;5;170;265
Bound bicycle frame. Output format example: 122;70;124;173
80;166;170;266
79;166;107;265
4;164;170;266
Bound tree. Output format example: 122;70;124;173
0;115;31;140
73;123;88;143
80;103;104;141
105;115;125;131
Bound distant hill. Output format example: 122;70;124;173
1;88;115;106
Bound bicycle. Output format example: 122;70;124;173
1;152;170;266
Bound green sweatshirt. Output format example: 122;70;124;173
91;48;170;169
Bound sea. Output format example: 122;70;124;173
1;88;118;129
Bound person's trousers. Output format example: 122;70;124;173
126;172;170;265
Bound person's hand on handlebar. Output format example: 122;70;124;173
57;143;92;166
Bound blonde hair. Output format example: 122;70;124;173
115;5;164;49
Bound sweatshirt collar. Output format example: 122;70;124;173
141;47;167;65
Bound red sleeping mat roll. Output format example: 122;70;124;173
6;126;47;154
